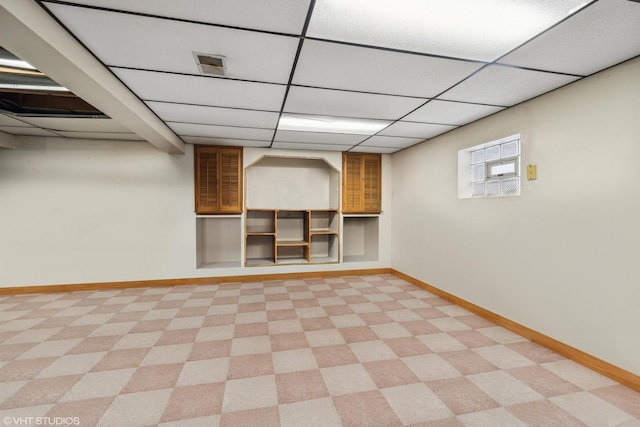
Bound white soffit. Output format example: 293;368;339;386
46;4;300;84
167;122;273;140
181;137;271;147
359;135;425;148
379;121;456;139
52;0;311;34
307;0;589;62
0;113;30;127
15;117;131;133
274;130;368;145
55;131;144;140
0;126;60;137
285;86;425;120
113;68;286;111
272;141;349;151
499;0;640;75
146;102;279;129
439;65;579;106
403;100;505;126
293;40;483;97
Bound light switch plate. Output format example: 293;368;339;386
527;164;537;181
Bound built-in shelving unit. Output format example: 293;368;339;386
245;209;339;266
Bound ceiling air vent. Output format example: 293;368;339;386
194;53;227;77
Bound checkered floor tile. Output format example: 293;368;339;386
0;274;638;426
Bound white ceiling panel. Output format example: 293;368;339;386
15;117;131;132
349;146;400;154
0;114;30;127
0;126;60;137
181;137;271;147
113;68;286;111
379;121;456;139
168;122;273;140
403;100;505;125
147;102;279;128
439;65;579;106
47;4;299;84
272;142;349;151
499;0;640;76
55;132;144;140
307;0;587;62
359;136;425;148
285;86;425;120
294;40;483;98
49;0;311;34
274;130;368;145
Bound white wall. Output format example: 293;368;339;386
0;141;391;287
391;57;640;376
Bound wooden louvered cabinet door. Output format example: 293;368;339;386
194;145;243;214
342;153;381;213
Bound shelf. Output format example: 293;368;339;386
310;229;338;234
246;258;276;266
196;217;242;269
245;235;275;266
275;257;309;265
310;210;339;234
246;210;275;234
343;216;378;263
276;240;309;246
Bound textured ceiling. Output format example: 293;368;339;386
1;0;640;153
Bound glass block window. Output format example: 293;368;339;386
461;134;521;199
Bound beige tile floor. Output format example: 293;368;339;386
0;274;638;426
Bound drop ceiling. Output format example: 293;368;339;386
1;0;639;153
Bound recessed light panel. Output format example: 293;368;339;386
307;0;590;61
279;114;391;135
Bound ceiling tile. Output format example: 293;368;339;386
438;65;579;106
168;122;273;140
349;146;400;154
181;137;271;147
403;100;505;125
46;4;299;84
285;86;425;120
0;126;60;137
0;113;30;127
274;130;368;145
113;68;286;111
293;40;483;97
499;0;640;75
359;135;424;148
378;121;456;139
55;132;144;140
147;102;279;128
271;141;349;151
307;0;587;61
48;0;311;34
15;117;131;132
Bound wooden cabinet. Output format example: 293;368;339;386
194;145;243;214
342;153;381;213
245;209;339;266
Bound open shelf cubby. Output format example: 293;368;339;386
342;216;379;263
196;216;242;269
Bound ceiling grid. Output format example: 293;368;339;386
0;0;638;153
